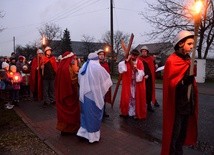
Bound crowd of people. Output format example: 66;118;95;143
0;30;199;155
0;54;31;109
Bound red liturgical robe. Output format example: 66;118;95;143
140;56;156;104
55;52;80;133
120;59;147;119
29;56;43;100
161;52;198;155
100;61;112;105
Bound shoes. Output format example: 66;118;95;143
43;101;49;107
13;100;19;106
154;102;160;107
134;116;138;120
6;104;14;109
61;131;76;136
148;107;155;112
51;101;56;105
147;103;155;112
119;114;128;118
103;113;109;118
5;103;14;109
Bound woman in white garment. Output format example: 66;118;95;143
77;52;112;143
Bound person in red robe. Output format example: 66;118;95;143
41;46;58;106
96;49;112;118
161;30;198;155
118;49;146;119
55;51;80;135
29;49;44;101
140;46;160;112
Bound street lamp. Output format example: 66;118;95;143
188;0;203;100
105;46;110;53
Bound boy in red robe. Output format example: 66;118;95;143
140;46;159;112
161;30;198;155
118;49;146;119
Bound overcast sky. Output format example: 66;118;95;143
0;0;156;56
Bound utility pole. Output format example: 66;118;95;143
13;36;16;54
110;0;114;74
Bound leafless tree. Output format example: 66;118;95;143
81;34;96;55
0;12;5;33
141;0;214;59
38;23;62;46
102;30;130;57
101;31;131;75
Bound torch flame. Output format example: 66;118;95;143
193;0;203;15
42;35;46;45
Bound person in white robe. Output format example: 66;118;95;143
77;52;112;143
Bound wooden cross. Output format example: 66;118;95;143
111;33;134;106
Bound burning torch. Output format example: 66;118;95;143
188;0;203;100
41;34;47;76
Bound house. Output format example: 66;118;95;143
135;42;173;66
135;42;172;55
49;40;105;59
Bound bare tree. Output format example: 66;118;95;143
102;30;130;57
15;43;37;60
0;12;5;33
101;30;131;75
81;34;96;55
141;0;214;59
38;23;62;46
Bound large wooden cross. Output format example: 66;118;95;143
111;33;134;106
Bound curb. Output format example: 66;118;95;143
14;107;63;155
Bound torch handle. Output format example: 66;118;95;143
187;22;200;100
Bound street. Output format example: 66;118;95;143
13;82;213;155
107;84;214;154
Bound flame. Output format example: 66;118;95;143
42;35;46;45
105;47;109;52
14;75;19;81
193;0;203;15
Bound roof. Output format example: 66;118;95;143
72;41;104;57
49;40;104;57
135;42;173;55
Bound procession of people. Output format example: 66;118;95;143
0;30;199;154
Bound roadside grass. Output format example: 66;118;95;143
0;100;56;154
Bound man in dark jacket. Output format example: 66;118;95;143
41;46;57;106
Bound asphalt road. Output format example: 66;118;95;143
106;84;214;154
